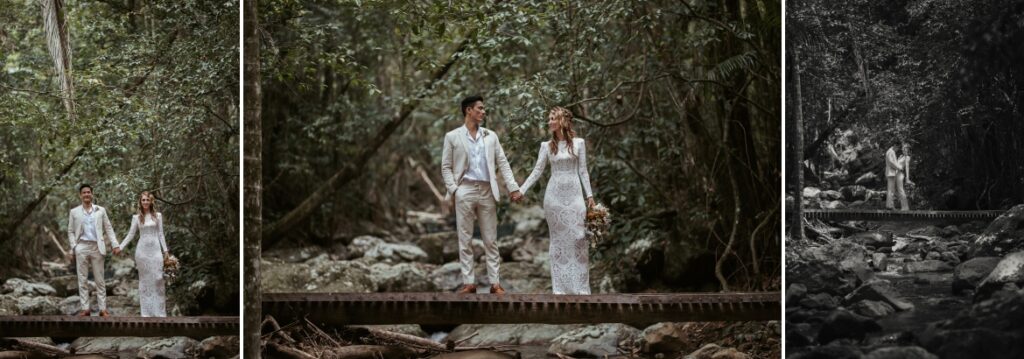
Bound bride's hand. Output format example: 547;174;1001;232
587;197;596;208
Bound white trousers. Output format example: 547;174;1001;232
455;181;501;285
886;174;908;210
75;241;107;311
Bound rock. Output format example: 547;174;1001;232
976;252;1024;300
413;231;452;264
849;232;895;248
72;337;154;359
109;257;135;280
683;344;750;359
496;261;550;293
509;205;545;235
903;260;952;273
788;241;871;296
2;278;56;297
908;226;954;239
430;350;516;359
786;283;807;304
786;322;816;347
844;281;914;311
800;293;838;309
429;262;464;291
819;190;842;200
872;253;889;270
642;322;700;353
802;187;822;199
263;245;324;263
817;309;882;344
852;300;895;318
199;336;238;358
841;185;868;201
548;323;641;358
820;200;846;210
497;236;525;260
367;262;438;292
448;324;582;346
864;346;938;359
47;275;77;297
16;296;60;315
137;337;200;359
941;251;961;266
363;241;428;264
970;204;1024;257
347;235;388;258
261;256;376;293
855;172;879;185
926;251;941;260
953;257;1001;294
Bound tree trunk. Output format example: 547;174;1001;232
243;0;263;357
793;45;806;240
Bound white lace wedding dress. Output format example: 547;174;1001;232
520;138;594;294
120;213;169;317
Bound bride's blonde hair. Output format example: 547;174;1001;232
136;191;158;225
548;106;577;157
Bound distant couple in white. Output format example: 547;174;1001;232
441;95;595;295
67;184;172;317
885;142;914;210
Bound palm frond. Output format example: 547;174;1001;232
708;50;758;82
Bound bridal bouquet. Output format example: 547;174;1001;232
163;254;180;283
585;202;611;248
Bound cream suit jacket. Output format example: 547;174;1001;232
441;126;519;206
67;205;119;255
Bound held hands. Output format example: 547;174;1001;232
510;191;523;203
112;247;122;256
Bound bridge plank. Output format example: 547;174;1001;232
802;209;1003;222
0;316;238;337
263;292;780;326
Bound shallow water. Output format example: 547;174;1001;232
872;271;969;338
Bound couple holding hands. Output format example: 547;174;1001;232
442;95;596;295
66;184;173;317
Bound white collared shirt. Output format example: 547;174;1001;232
463;126;490;182
80;205;98;242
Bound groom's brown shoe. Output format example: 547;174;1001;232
456;284;477;294
98;310;110;317
490;284;506;294
76;310;90;317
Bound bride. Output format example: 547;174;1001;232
519;106;596;295
118;191;170;317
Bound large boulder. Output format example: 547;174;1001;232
260;256;376;293
787;241;870;296
953;257;1002;294
852;300;895;318
548;323;641;358
844;281;914;311
683;344;750;359
817;309;882;344
848;231;895;248
447;324;582;346
199;336;238;358
136;337;200;359
71;337;153;359
642;322;701;353
803;187;822;199
16;296;60;315
367;262;438;292
2;278;56;297
975;252;1024;300
970;204;1024;257
922;288;1024;358
509;205;545;235
864;346;938;359
348;236;428;264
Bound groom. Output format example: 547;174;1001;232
66;184;120;316
441;95;522;294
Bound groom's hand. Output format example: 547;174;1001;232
510;191;522;202
112;248;121;256
66;253;74;262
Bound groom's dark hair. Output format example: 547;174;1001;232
79;183;93;193
461;95;484;116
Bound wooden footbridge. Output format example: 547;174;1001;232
0;316;238;337
263;292;780;327
802;209;1004;222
